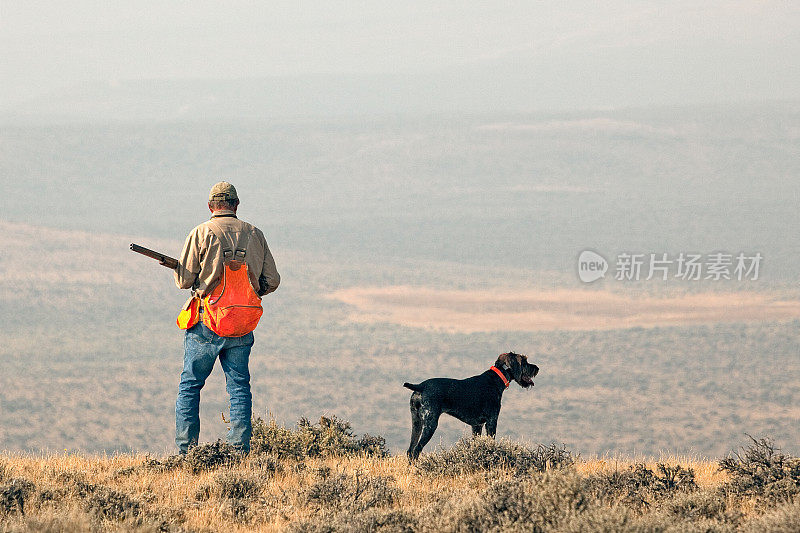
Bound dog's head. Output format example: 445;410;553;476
496;352;539;389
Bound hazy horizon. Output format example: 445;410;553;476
2;2;799;116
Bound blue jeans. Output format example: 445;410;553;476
176;323;254;454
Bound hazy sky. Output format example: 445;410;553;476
2;1;798;109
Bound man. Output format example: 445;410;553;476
172;181;280;454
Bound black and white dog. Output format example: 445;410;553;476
403;352;539;460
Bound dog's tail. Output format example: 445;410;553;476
403;382;424;392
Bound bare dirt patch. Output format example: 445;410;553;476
328;286;800;332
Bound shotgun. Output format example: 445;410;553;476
131;243;271;294
130;243;179;269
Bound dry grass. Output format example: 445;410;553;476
1;443;796;532
1;452;459;531
576;457;727;488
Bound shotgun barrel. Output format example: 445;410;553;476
130;243;179;269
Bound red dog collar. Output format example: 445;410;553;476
490;366;509;388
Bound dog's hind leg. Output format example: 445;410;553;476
407;393;424;459
410;407;440;460
471;424;483;436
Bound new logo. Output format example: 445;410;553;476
578;250;608;283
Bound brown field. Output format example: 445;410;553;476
328;286;800;332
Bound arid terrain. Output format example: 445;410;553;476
2;105;799;460
1;219;799;460
1;420;798;532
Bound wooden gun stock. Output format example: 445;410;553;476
130;243;179;269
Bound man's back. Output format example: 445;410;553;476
174;210;280;298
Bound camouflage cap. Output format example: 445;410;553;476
209;181;238;201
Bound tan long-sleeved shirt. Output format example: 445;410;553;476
174;211;280;298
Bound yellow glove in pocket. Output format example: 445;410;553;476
176;296;200;329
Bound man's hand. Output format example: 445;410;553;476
258;275;270;296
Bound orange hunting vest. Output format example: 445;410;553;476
176;221;263;336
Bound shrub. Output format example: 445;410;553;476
128;441;245;476
52;476;142;523
587;462;697;508
629;512;738;533
655;463;697;492
741;497;800;533
221;498;251;524
421;470;591;532
250;415;388;459
196;471;262;502
40;471;180;529
719;436;800;501
0;511;94;533
558;504;636;533
246;453;283;476
147;454;185;472
194;471;263;525
289;508;417;533
1;478;35;516
301;470;399;513
250;416;304;459
661;489;734;523
182;441;244;474
135;441;241;476
415;436;574;477
83;486;141;521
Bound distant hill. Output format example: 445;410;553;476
4;39;799;122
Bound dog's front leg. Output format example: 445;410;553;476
486;416;498;438
471;424;483;436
